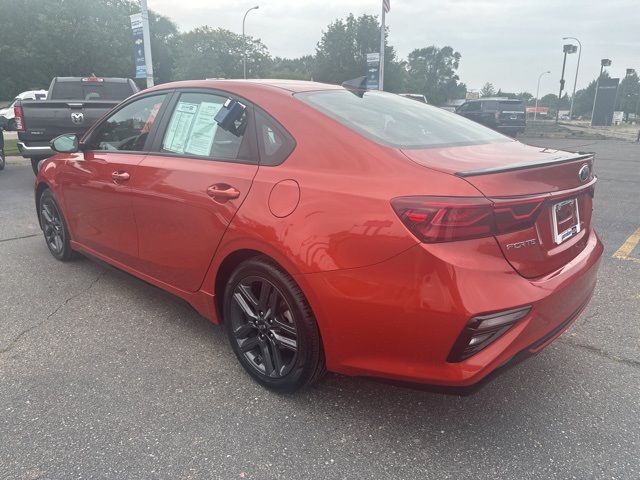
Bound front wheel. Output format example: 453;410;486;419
223;256;325;392
39;189;76;261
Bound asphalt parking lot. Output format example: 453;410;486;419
0;138;638;479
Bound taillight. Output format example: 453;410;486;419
447;306;532;362
391;196;545;243
14;106;25;131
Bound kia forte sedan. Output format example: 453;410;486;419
36;80;603;392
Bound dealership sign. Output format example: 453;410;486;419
366;53;380;90
130;13;146;79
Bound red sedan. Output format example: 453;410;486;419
36;80;603;392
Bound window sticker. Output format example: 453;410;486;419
163;101;199;153
184;102;222;157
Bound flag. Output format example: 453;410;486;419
383;0;390;13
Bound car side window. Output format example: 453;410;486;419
255;110;295;166
88;94;167;152
160;92;248;161
466;102;481;112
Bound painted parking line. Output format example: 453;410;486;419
613;228;640;264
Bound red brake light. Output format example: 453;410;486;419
391;196;545;243
13;106;25;131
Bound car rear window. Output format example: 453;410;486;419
297;90;509;148
499;101;525;112
50;82;136;101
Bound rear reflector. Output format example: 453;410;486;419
391;196;545;243
447;306;532;362
13;105;25;131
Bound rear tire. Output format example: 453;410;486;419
223;256;325;392
0;151;4;170
8;119;16;131
39;189;76;261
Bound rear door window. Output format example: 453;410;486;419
159;92;253;162
255;110;295;166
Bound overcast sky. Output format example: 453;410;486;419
148;0;638;95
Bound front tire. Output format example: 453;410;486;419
223;256;325;392
39;189;76;261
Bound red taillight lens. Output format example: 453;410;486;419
14;106;25;131
391;196;545;243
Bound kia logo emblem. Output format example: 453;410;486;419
71;112;84;125
578;164;590;182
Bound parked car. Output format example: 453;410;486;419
15;76;138;173
0;89;48;130
456;98;526;136
35;80;602;392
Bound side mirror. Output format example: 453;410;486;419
50;133;79;153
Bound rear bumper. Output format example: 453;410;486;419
300;228;603;389
17;142;53;158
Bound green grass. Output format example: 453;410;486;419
3;138;18;156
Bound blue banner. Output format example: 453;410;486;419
130;14;146;79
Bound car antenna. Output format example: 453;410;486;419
341;76;368;98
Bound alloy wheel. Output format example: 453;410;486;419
229;276;298;378
41;199;65;254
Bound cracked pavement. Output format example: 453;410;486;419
0;139;639;479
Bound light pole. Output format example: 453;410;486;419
590;58;612;126
563;36;582;120
556;44;577;124
534;70;551;122
242;5;259;79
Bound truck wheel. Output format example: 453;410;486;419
0;151;5;170
31;158;42;175
7;119;16;131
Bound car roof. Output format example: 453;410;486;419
146;79;344;95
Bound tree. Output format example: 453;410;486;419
572;72;610;118
172;27;270;80
0;0;179;99
313;14;406;92
405;46;466;105
480;82;496;97
268;56;314;80
616;71;640;115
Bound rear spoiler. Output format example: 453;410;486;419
455;152;594;177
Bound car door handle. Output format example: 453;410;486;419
207;184;240;201
112;171;130;182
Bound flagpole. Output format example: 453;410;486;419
379;1;385;91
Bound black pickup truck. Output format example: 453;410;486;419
16;76;138;173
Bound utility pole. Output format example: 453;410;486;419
379;1;387;91
535;70;550;122
242;6;259;79
563;37;582;120
140;0;154;88
556;44;576;124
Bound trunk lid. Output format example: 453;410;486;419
401;142;596;278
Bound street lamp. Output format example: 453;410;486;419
590;58;612;126
563;36;582;120
534;70;551;121
556;43;577;124
242;5;259;79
